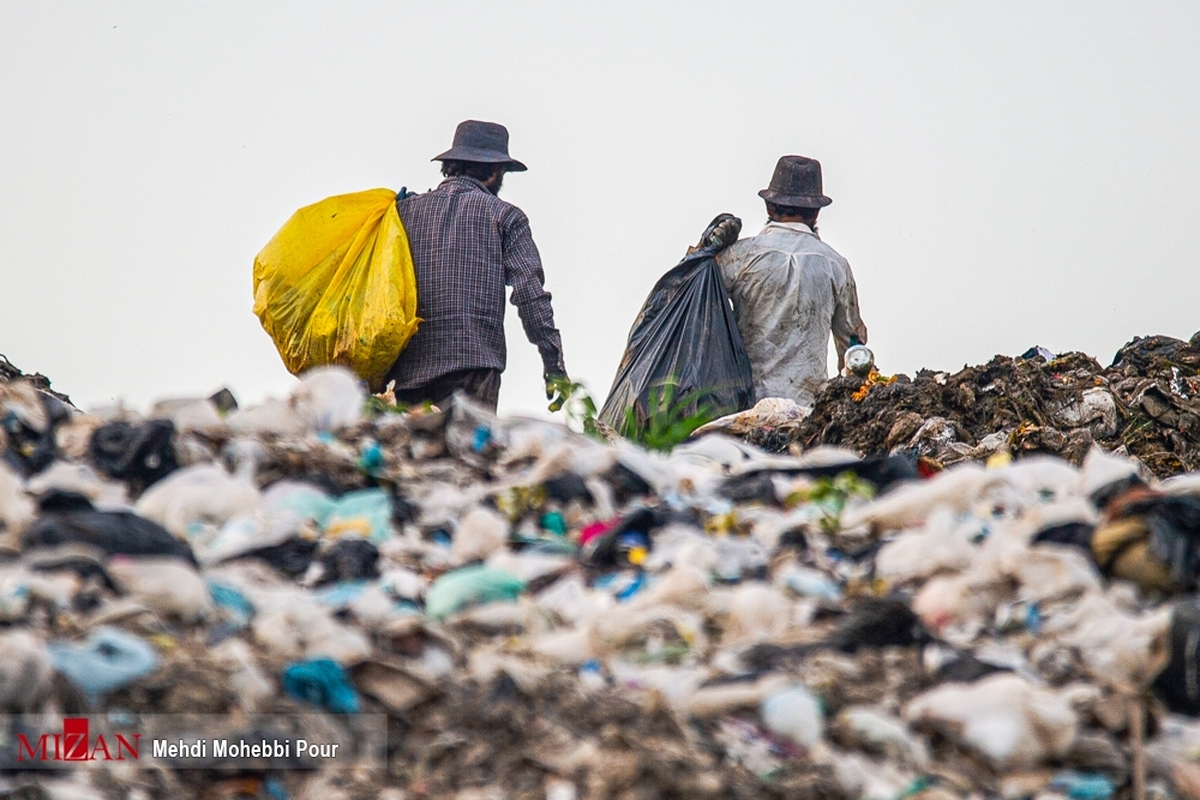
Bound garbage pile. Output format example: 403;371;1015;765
784;333;1200;479
0;354;71;405
7;361;1200;799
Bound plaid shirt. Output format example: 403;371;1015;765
387;176;566;389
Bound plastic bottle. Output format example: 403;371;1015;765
845;335;875;377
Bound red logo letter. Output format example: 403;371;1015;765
63;718;89;761
16;734;49;761
115;733;140;760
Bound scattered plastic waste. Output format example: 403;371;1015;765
88;419;178;494
0;629;55;711
2;344;1200;798
1050;771;1117;800
208;581;255;625
108;556;213;623
135;456;260;540
424;564;526;619
322;488;393;543
281;657;360;713
779;565;842;602
450;506;510;564
23;497;197;563
47;626;159;698
904;673;1081;770
760;685;824;749
313;537;379;584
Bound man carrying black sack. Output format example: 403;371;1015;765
701;155;868;407
385;120;568;411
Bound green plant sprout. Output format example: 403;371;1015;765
545;375;603;438
620;380;717;452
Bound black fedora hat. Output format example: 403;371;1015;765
758;155;831;208
433;120;527;172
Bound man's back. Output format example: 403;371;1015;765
717;221;866;406
386;175;563;392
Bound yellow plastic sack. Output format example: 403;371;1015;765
253;189;420;391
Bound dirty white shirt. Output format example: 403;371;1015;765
716;221;867;407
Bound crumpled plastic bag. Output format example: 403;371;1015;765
904;673;1085;770
47;627;159;698
282;657;360;713
253;189;420;390
425;564;526;620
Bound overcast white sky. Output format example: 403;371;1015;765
2;2;1198;417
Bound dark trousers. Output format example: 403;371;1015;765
392;368;501;411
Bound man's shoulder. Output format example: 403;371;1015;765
401;180;527;224
721;232;780;261
721;228;832;259
760;227;848;266
451;180;528;221
466;194;527;234
720;229;850;275
802;235;848;265
491;195;526;220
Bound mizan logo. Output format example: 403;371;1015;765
17;718;140;762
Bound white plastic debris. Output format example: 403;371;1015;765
1043;591;1173;690
692;397;811;438
251;591;372;664
4;344;1200;799
108;556;214;623
25;461;129;508
904;674;1081;769
135;456;260;539
149;397;229;437
721;583;793;645
0;462;36;541
1080;446;1140;497
0;629;55;711
875;508;978;583
832;706;930;769
452;506;510;564
210;638;274;712
1053;388;1119;438
290;366;366;432
760;684;824;749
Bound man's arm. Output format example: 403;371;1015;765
502;209;567;378
830;259;868;372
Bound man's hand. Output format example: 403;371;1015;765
545;373;570;412
698;213;742;252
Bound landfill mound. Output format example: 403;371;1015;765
0;353;70;405
5;363;1200;798
783;333;1200;478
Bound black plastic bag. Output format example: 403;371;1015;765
24;493;197;565
315;538;380;585
89;419;178;496
1155;597;1200;715
599;246;754;430
2;392;70;477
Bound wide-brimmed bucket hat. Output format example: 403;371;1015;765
758;155;831;208
433;120;527;172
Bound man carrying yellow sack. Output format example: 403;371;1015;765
385;120;568;411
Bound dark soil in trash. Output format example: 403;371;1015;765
0;353;72;406
782;333;1200;478
390;671;848;800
